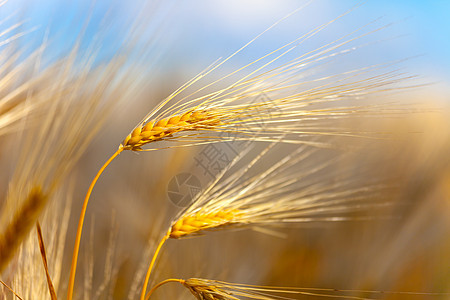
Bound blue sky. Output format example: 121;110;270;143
165;1;450;83
1;0;449;92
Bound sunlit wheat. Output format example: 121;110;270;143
68;10;417;299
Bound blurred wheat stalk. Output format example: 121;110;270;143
0;2;448;300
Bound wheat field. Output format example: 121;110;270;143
0;1;449;300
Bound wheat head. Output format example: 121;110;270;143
121;110;222;151
179;278;450;300
117;11;415;153
169;209;242;239
183;279;233;300
140;208;242;299
166;142;393;242
0;187;46;273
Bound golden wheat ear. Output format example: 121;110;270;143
145;278;450;300
119;11;416;153
121;110;222;151
169;142;394;238
168;209;242;239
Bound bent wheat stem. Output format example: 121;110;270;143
67;147;123;300
140;229;171;300
145;278;185;300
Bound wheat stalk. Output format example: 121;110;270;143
168;143;391;237
117;12;413;153
0;279;23;300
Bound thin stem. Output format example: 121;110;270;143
0;280;23;300
67;147;123;300
36;222;57;300
145;278;185;300
140;230;171;300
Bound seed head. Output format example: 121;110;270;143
121;110;222;151
183;279;236;300
169;209;242;239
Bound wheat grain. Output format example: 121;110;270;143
121;110;222;151
169;209;242;239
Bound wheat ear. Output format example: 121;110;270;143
122;110;221;151
0;187;46;273
169;209;242;238
139;209;241;300
67;147;123;300
148;278;449;300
